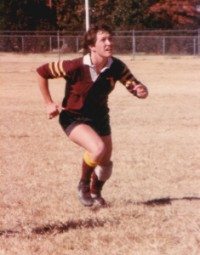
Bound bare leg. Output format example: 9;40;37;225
67;123;112;206
99;135;112;165
68;123;111;162
90;135;113;205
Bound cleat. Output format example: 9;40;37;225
91;194;106;207
78;181;93;206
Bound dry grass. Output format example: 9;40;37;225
0;53;200;255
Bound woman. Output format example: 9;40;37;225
36;24;148;207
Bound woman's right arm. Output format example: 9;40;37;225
37;73;60;119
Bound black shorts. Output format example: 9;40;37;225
59;111;111;137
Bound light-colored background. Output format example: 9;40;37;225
0;53;200;255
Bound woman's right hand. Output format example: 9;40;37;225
46;102;61;119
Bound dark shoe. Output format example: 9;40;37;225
91;194;106;206
78;181;93;206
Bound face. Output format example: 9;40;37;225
90;30;113;58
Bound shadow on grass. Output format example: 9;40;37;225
0;217;119;238
137;196;200;206
32;217;109;235
0;196;199;238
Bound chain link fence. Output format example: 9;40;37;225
0;30;199;56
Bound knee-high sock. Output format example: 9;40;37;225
80;160;94;183
80;152;99;183
90;172;105;196
90;162;113;195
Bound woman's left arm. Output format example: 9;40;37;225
125;80;148;99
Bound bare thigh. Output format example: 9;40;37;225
68;123;112;164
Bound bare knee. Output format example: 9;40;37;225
88;140;106;161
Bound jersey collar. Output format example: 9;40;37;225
83;54;113;82
83;54;113;70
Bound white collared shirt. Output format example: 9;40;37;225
83;54;113;82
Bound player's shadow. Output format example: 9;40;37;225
31;217;110;235
0;217;117;238
136;196;200;206
1;196;199;238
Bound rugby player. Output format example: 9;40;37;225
36;24;148;207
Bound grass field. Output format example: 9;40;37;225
0;53;200;255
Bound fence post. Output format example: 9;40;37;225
162;36;166;55
76;36;79;52
198;29;200;56
21;36;25;53
57;31;60;60
132;30;136;59
193;37;196;55
49;36;52;52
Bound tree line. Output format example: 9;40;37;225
0;0;199;31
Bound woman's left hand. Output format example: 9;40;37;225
132;83;148;99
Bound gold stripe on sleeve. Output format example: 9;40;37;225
121;67;128;76
49;62;57;77
125;80;132;88
120;67;133;84
120;72;131;84
59;61;66;76
54;62;61;77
